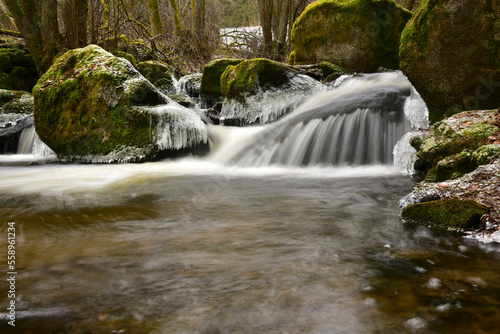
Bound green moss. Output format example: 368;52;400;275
425;150;474;182
220;58;296;102
136;60;174;95
0;72;12;90
200;58;243;99
472;144;500;166
114;51;137;67
291;0;411;71
33;45;168;158
401;199;487;231
287;51;296;65
319;62;346;77
399;0;500;123
409;135;423;150
417;120;497;173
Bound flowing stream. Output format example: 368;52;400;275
1;73;500;333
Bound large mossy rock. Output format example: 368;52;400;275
0;48;38;92
399;0;500;123
219;58;321;125
401;199;488;231
136;60;175;95
33;45;208;162
413;109;500;182
290;0;411;72
200;58;243;103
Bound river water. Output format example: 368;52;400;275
1;72;500;333
1;158;499;333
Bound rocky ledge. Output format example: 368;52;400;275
400;109;500;236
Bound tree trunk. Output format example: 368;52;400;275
147;0;163;35
191;0;205;32
64;0;89;48
257;0;272;54
274;0;291;55
4;0;62;75
169;0;183;35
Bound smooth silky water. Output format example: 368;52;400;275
1;73;500;333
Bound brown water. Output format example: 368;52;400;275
1;159;499;334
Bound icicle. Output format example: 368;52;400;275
220;74;325;125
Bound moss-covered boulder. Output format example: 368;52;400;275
415;110;500;181
136;60;175;95
401;199;487;231
399;0;500;123
219;58;322;125
200;58;243;103
33;45;208;162
0;48;38;92
290;0;411;72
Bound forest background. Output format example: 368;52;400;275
0;0;322;76
0;0;419;76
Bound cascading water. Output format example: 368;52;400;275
212;72;428;167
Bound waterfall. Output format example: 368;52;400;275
16;126;36;154
2;72;428;167
211;72;427;167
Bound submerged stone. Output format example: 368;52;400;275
399;0;500;123
290;0;411;72
33;45;208;163
401;199;487;231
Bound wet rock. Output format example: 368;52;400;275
219;58;322;125
200;58;243;104
401;199;488;231
136;60;176;95
0;89;34;126
399;0;500;123
415;110;500;181
178;73;202;98
113;50;137;67
168;93;195;108
33;45;208;163
290;0;411;72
